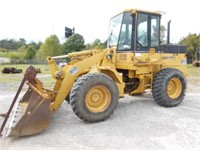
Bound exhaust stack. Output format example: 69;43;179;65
167;20;171;44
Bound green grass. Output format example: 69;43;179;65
0;51;9;57
0;64;51;74
0;64;56;90
0;51;26;58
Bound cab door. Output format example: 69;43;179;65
115;12;135;70
136;13;161;52
117;12;134;51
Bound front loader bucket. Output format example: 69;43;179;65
0;66;53;137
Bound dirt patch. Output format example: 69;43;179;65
187;77;200;93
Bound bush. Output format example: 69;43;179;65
0;48;8;52
9;52;26;64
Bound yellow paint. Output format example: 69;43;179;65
85;85;111;112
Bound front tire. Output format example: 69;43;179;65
152;68;187;107
70;73;119;122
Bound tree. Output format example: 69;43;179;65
38;35;62;60
92;39;101;47
63;33;85;53
24;46;36;60
18;45;27;52
85;43;93;50
92;39;107;49
179;33;200;59
9;51;26;64
28;41;43;50
0;38;26;50
19;38;26;47
85;39;107;50
36;41;43;50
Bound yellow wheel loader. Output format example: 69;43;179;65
0;9;188;137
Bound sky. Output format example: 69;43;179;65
0;0;199;44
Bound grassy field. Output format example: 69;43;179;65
0;52;9;57
0;64;55;90
0;64;51;74
0;51;25;58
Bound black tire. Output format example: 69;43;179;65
152;68;187;107
13;69;22;73
70;73;119;122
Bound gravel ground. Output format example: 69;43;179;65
0;76;200;150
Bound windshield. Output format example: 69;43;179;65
118;12;133;50
108;13;123;47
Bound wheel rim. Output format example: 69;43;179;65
85;85;111;113
167;78;182;99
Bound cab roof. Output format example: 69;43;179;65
125;8;162;15
113;8;163;17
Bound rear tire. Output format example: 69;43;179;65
70;73;119;122
152;68;186;107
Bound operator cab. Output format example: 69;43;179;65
108;9;161;52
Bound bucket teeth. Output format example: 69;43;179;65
1;89;52;137
1;100;26;137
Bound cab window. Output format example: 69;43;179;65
137;14;148;48
151;16;160;47
117;12;133;51
136;13;160;52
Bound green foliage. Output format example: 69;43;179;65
9;52;20;60
85;39;107;50
0;51;9;57
0;48;8;52
24;46;36;60
0;38;26;50
38;35;62;60
9;51;26;63
85;43;92;50
18;45;27;52
92;39;107;49
28;41;43;50
179;33;200;59
19;38;26;46
0;38;42;52
63;33;85;53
